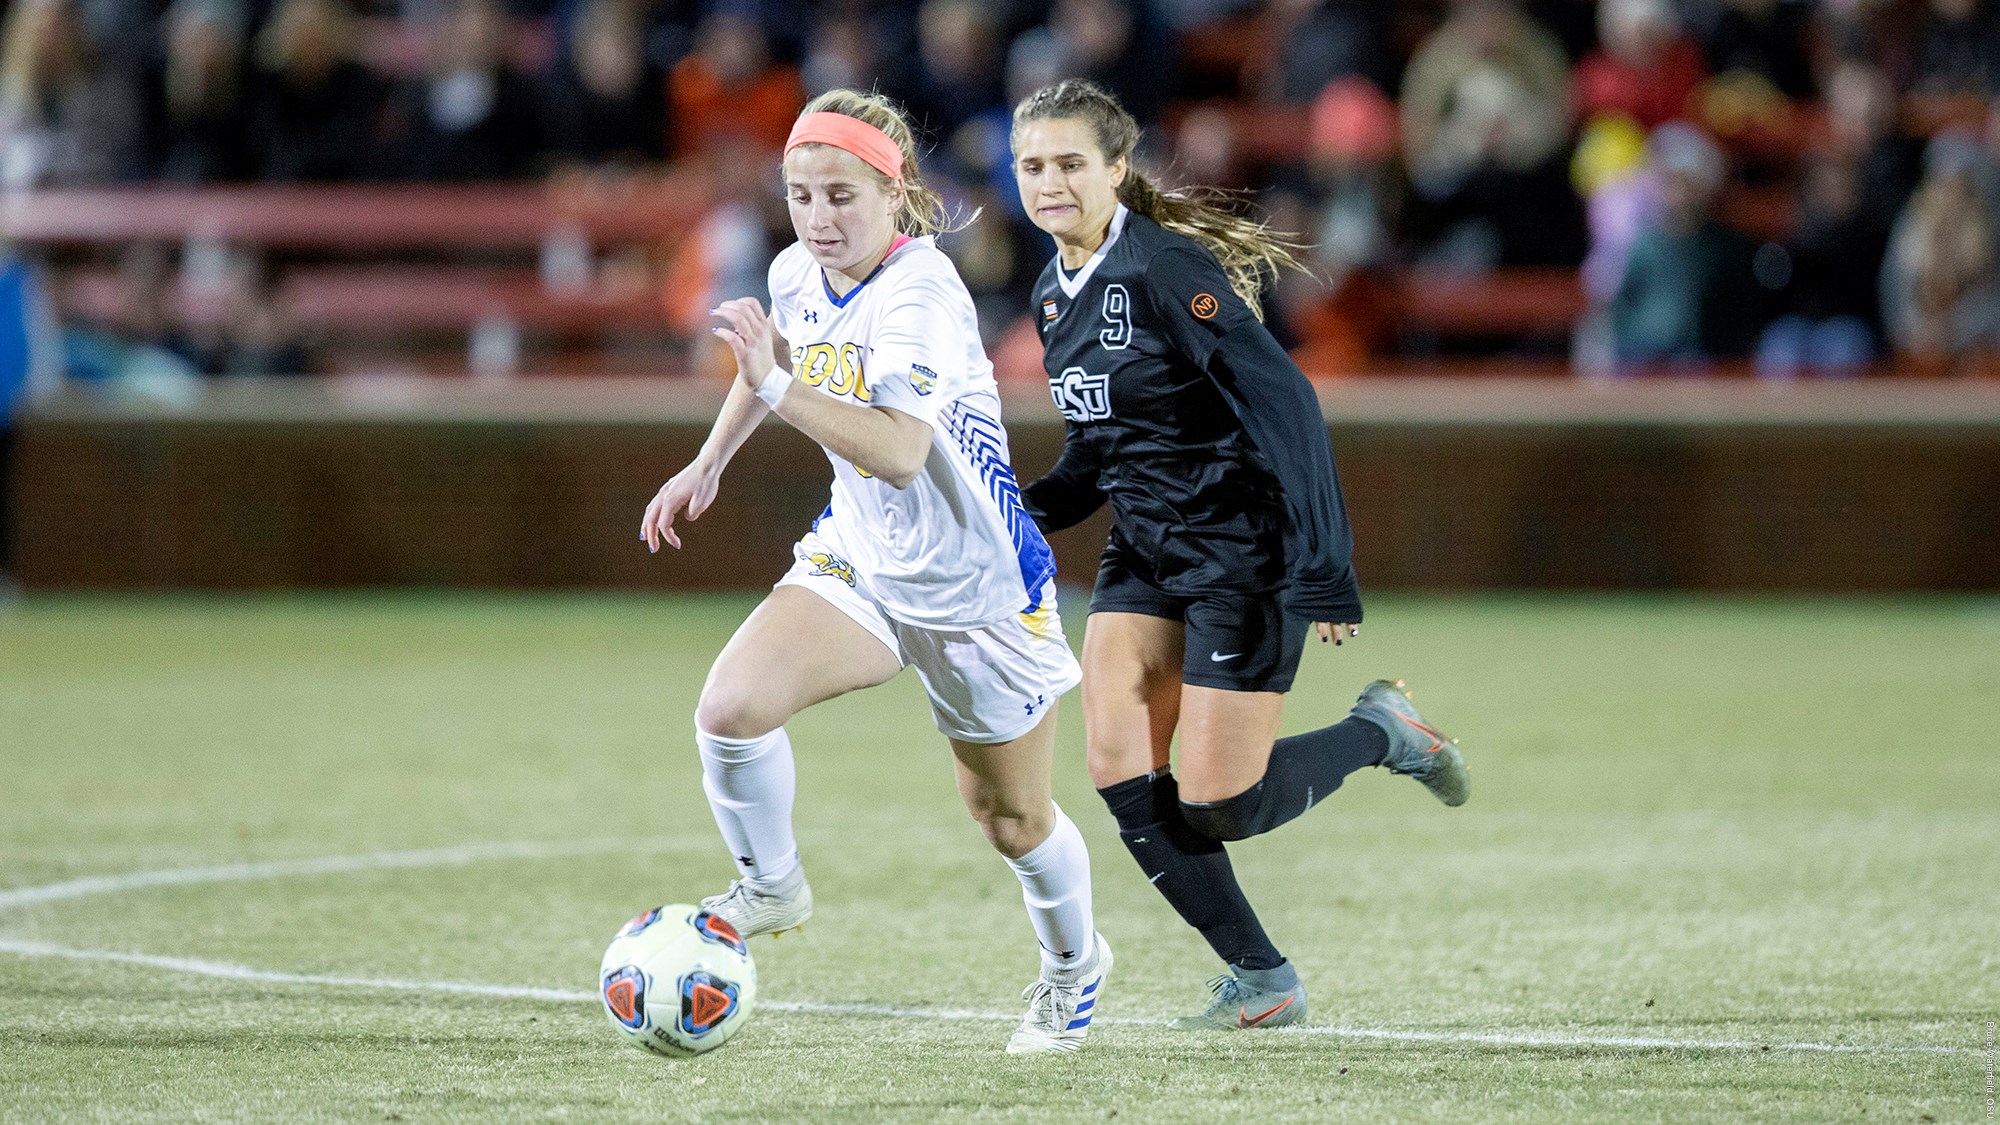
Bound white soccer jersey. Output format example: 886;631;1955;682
766;236;1055;631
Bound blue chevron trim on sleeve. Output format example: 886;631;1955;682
940;403;1058;612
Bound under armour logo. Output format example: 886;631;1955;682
803;309;819;323
737;855;754;867
1023;693;1045;716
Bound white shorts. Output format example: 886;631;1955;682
775;531;1082;744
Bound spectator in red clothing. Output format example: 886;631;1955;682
1283;74;1404;373
1573;0;1706;130
667;8;804;160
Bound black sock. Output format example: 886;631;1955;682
1097;771;1284;972
1181;717;1388;842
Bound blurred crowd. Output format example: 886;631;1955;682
3;0;2000;377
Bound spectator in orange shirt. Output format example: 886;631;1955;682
668;9;804;161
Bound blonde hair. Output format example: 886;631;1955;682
792;89;969;238
1011;79;1307;320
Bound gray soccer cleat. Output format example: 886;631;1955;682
1006;933;1113;1055
1351;678;1469;807
1172;963;1309;1031
699;864;813;939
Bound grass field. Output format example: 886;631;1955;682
1;593;1995;1123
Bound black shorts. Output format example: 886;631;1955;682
1090;543;1310;694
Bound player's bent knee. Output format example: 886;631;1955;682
1178;789;1269;843
693;684;784;741
973;807;1055;859
1086;740;1155;790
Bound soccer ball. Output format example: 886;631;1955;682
599;904;757;1057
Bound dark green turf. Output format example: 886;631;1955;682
2;594;1995;1123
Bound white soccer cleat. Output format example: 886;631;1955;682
698;864;812;939
1005;932;1112;1055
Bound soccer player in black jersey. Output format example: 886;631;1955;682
1009;80;1472;1030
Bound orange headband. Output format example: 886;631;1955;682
784;112;905;182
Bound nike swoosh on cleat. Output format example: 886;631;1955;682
1148;871;1165;884
1396;712;1446;754
1210;651;1243;662
1239;997;1295;1028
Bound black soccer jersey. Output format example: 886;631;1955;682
1021;205;1362;622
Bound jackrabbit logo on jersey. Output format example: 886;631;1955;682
807;549;856;586
1052;366;1112;422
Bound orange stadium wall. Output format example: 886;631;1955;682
11;382;2000;592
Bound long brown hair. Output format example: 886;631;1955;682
793;89;970;238
1010;79;1306;320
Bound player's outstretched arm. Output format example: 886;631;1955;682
641;374;773;553
711;297;933;488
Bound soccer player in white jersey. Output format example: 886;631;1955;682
639;90;1109;1055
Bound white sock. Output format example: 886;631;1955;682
1004;803;1095;977
696;725;799;887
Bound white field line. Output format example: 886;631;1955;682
0;838;689;912
0;842;1975;1058
0;938;1972;1058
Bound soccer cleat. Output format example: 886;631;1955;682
698;864;813;939
1171;964;1309;1031
1351;678;1469;807
1006;933;1113;1055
